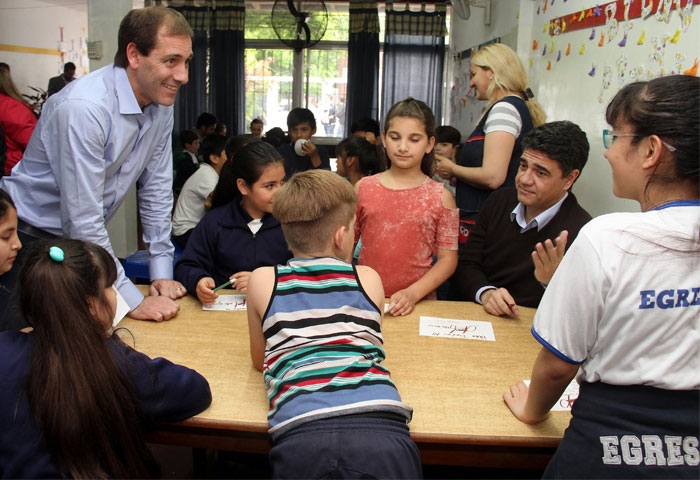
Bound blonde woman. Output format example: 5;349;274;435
436;43;545;253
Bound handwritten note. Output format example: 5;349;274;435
419;316;495;341
524;379;580;411
203;294;247;311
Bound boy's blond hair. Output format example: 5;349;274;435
273;170;357;253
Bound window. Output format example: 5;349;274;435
244;2;349;137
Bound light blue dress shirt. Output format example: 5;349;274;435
1;65;175;309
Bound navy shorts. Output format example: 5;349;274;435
270;414;423;479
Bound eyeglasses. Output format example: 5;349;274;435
602;129;638;149
602;129;677;152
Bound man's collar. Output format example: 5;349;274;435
114;66;144;115
510;192;569;233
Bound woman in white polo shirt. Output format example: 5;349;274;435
503;74;699;478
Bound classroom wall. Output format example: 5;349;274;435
448;0;699;217
0;0;88;97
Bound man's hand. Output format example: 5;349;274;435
127;295;180;322
532;230;568;286
480;288;520;317
150;278;187;299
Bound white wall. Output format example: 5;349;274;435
0;0;87;97
448;0;699;217
0;0;141;257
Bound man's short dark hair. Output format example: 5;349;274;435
114;6;193;68
63;62;76;73
350;117;380;137
196;112;218;129
521;121;589;179
286;108;316;130
436;125;461;146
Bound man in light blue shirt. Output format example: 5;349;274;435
0;7;194;328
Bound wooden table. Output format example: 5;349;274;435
122;287;570;469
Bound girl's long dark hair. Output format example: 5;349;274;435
20;239;157;479
0;188;16;220
209;141;284;209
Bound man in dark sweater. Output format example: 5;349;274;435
453;121;592;316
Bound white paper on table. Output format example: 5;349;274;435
112;287;131;327
202;294;247;311
524;379;580;411
419;316;495;341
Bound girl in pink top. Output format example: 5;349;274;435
355;97;459;316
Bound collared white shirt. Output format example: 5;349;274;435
475;192;569;304
510;191;569;232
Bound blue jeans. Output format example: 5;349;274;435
270;414;423;479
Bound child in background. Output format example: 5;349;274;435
206;134;261;209
432;125;461;198
277;107;330;177
335;135;386;185
172;129;200;196
214;122;227;137
247;169;422;479
355;98;458;316
350;116;382;145
250;117;264;137
0;238;211;478
0;189;21;331
171;134;228;249
175;142;291;304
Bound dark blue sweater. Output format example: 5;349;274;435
174;200;292;294
0;331;212;478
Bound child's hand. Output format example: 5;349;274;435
503;380;547;424
302;139;318;157
303;140;323;168
230;271;251;293
387;289;418;316
196;277;217;305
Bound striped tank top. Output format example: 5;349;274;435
262;257;413;438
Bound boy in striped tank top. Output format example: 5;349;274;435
247;170;422;479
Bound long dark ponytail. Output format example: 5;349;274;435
21;239;158;479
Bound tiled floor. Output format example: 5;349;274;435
150;444;545;479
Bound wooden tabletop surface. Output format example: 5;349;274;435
122;286;570;467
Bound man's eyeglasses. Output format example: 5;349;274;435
602;129;677;152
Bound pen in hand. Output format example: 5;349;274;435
213;277;237;293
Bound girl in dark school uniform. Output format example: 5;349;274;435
0;238;212;478
175;141;291;305
0;189;21;331
504;74;700;478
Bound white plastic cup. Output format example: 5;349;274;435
294;138;308;156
